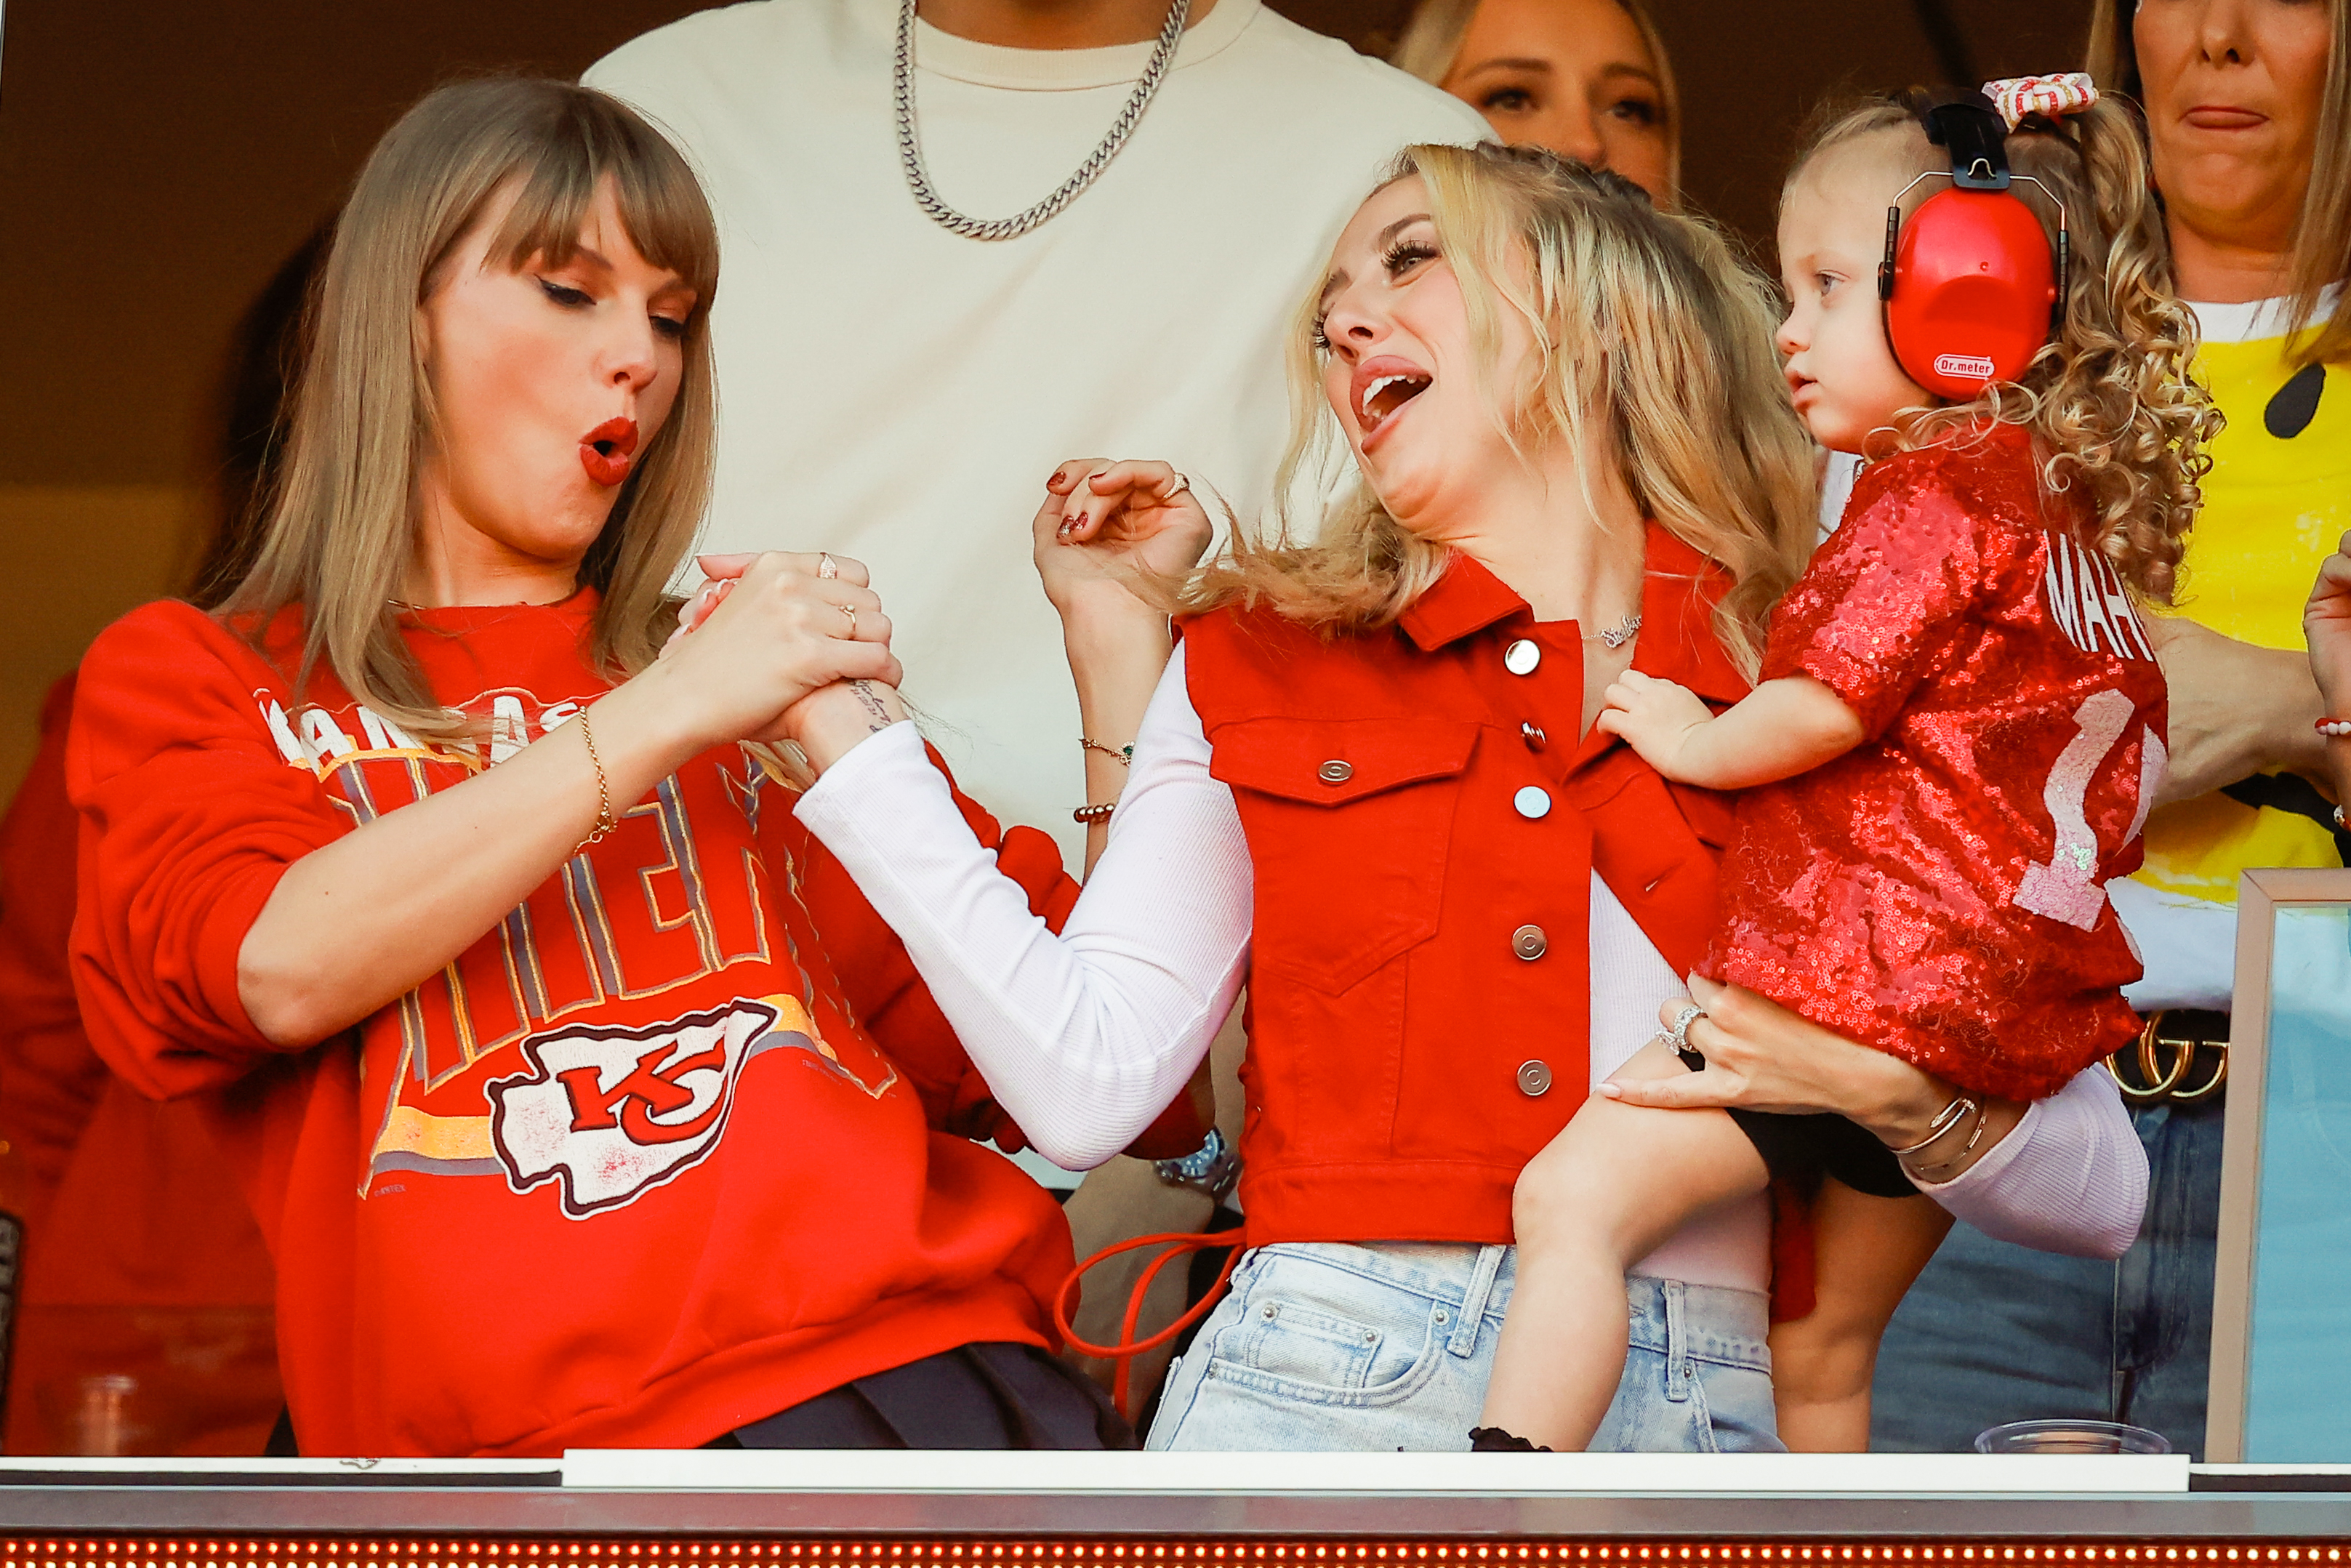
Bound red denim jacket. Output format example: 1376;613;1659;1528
1184;526;1751;1248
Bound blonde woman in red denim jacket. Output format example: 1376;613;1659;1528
755;145;2152;1451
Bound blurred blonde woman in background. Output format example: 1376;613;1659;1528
1393;0;1680;205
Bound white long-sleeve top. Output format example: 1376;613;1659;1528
797;647;2150;1287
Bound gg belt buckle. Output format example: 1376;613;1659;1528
2105;1009;2228;1105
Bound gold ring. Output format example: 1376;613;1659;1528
839;602;858;635
818;552;840;580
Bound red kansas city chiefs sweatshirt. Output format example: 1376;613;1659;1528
66;592;1081;1457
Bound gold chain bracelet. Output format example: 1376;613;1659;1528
573;707;618;857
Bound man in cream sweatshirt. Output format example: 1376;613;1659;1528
587;0;1485;867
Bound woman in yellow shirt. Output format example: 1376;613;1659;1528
1873;0;2350;1460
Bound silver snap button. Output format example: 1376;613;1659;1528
1512;923;1548;960
1522;721;1547;751
1503;639;1541;676
1362;1328;1379;1343
1262;1303;1278;1319
1517;1058;1554;1096
1317;759;1354;784
1433;1308;1450;1325
1514;786;1552;819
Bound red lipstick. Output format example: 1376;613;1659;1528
581;417;640;488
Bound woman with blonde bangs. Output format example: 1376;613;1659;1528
68;78;1131;1456
1392;0;1680;206
769;142;2154;1452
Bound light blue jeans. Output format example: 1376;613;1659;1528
1870;1097;2222;1458
1146;1240;1783;1452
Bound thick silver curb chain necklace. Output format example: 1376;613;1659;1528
894;0;1191;241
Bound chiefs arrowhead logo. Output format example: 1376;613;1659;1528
486;997;793;1218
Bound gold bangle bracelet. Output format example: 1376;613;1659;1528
1887;1093;1978;1157
1905;1098;1991;1181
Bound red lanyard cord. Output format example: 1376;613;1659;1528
1053;1228;1247;1425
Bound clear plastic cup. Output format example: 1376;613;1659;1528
1974;1418;2172;1455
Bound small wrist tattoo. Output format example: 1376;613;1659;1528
850;680;895;733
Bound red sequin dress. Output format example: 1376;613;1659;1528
1701;425;2165;1101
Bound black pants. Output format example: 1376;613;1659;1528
1728;1106;1916;1197
708;1342;1136;1450
1676;1044;1914;1197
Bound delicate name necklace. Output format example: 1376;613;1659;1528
893;0;1191;241
1586;611;1642;649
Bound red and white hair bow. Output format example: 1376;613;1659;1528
1981;73;2099;129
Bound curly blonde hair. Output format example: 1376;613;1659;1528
1185;142;1817;678
1792;96;2221;603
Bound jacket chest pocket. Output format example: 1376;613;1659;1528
1212;717;1479;995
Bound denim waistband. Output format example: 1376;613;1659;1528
1246;1239;1772;1371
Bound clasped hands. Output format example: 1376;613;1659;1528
657;458;1212;774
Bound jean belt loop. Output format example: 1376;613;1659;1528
1662;1277;1693;1404
1448;1245;1506;1358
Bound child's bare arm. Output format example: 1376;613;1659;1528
1596;671;1867;789
2304;529;2351;807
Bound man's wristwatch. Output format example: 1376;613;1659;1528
1153;1125;1240;1201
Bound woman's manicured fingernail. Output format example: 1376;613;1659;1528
1597;1084;1623;1099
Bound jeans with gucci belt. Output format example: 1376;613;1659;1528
1145;1241;1784;1452
1869;1096;2222;1457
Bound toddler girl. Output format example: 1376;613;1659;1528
1476;79;2219;1453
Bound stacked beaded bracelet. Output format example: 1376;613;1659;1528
2318;717;2351;737
1077;736;1132;824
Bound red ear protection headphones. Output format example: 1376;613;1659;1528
1876;92;2070;400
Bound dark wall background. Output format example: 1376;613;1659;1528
0;0;2098;489
0;0;2096;787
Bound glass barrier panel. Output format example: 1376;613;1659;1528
2246;901;2351;1461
